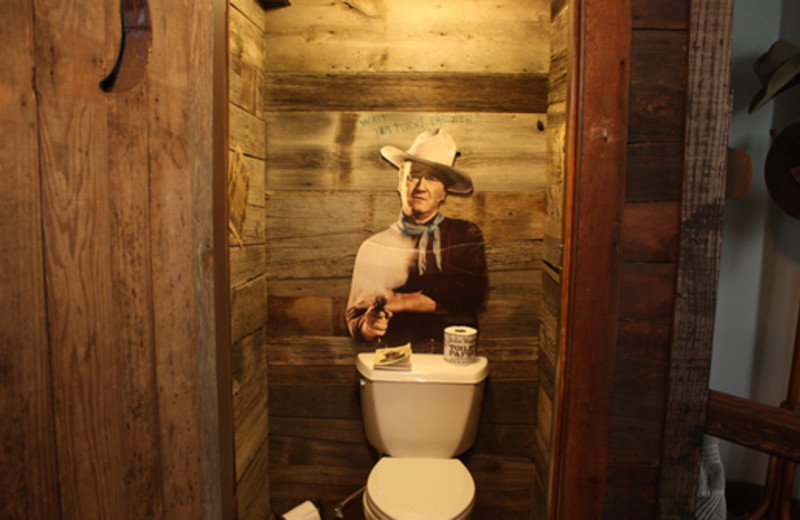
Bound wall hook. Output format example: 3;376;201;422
100;0;152;93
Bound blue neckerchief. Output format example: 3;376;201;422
391;212;445;275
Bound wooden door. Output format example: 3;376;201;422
0;0;231;518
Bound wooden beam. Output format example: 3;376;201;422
656;0;734;518
264;72;549;113
706;390;800;464
551;0;631;517
212;0;236;518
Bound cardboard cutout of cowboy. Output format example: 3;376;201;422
346;129;488;348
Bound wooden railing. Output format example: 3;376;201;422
705;390;800;464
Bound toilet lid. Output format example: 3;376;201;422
366;457;475;520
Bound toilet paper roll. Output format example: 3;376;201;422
281;500;321;520
444;326;478;365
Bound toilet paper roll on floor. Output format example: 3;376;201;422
281;500;320;520
444;325;478;364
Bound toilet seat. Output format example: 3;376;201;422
364;457;475;520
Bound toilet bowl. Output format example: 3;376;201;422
362;457;475;520
356;353;488;520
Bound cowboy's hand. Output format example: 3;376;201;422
363;300;392;341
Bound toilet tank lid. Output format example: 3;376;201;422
356;353;488;384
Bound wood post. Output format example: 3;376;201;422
551;0;631;517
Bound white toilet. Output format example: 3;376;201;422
356;352;489;520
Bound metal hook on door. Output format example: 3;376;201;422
100;0;152;93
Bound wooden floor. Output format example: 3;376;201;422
279;479;800;519
274;497;363;520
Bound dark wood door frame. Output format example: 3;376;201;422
212;0;236;518
200;0;781;518
551;0;736;518
550;0;631;517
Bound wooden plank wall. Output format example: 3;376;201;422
604;1;689;517
533;0;570;519
255;1;552;518
1;1;221;519
1;1;60;517
228;1;273;518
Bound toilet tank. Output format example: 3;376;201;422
356;353;488;458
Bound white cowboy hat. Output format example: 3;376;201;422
749;39;800;113
380;129;474;194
